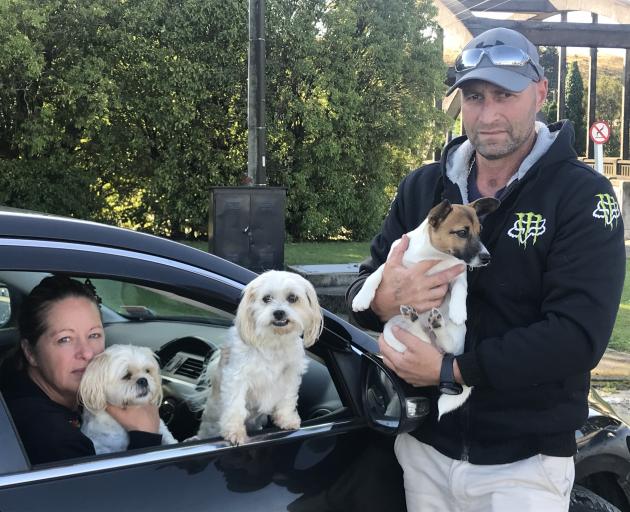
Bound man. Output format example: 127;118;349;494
346;27;625;511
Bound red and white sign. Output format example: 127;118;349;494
590;121;611;144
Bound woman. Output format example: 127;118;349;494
1;275;163;465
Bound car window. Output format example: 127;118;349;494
91;279;234;325
0;271;345;471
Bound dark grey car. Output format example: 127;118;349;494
0;207;627;512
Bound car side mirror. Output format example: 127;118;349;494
361;353;430;435
0;285;11;328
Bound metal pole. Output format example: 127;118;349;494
557;12;567;121
594;143;604;174
587;13;598;159
247;0;266;184
255;0;266;184
622;48;630;159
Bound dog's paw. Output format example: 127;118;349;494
183;435;201;443
222;427;248;446
399;305;419;322
427;308;443;331
352;291;373;312
273;411;301;431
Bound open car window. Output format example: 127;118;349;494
0;272;345;471
91;279;234;325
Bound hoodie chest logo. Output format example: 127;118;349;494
507;212;546;248
593;193;620;229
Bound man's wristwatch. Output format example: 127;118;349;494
439;353;463;395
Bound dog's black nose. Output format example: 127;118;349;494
136;377;148;388
273;309;286;320
479;253;491;265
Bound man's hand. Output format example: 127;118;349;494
106;404;161;433
378;327;442;387
371;235;466;322
378;327;464;387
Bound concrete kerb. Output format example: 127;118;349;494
288;264;359;315
288;263;360;288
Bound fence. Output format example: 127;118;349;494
580;158;630;179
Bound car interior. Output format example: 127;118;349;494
0;271;348;464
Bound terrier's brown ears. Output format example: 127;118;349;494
469;197;500;217
428;199;453;228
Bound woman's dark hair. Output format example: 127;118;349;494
18;275;100;347
0;275;100;384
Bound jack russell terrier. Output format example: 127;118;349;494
352;198;499;419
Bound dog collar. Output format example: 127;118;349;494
439;353;463;395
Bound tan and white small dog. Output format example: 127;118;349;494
79;344;177;454
353;198;499;419
195;270;323;445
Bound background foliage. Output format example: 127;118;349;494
565;61;586;156
571;54;624;158
539;48;623;158
539;46;558;123
0;0;447;241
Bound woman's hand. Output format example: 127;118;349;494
106;404;160;433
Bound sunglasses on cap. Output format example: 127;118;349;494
454;45;542;80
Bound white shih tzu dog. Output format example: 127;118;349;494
79;344;177;454
195;270;323;446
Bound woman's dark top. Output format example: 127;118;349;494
2;372;162;465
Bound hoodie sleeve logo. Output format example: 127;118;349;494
593;193;620;229
508;212;546;248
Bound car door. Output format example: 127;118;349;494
0;238;406;512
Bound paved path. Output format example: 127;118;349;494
593;349;630;381
603;241;630;380
592;350;630;422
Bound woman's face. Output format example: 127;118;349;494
23;296;105;409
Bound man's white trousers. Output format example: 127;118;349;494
395;433;574;512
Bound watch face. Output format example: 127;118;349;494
439;382;463;395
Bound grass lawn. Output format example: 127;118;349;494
180;240;371;266
609;259;630;352
180;239;630;352
284;242;370;266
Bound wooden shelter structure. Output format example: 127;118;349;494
436;0;630;159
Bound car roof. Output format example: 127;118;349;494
0;207;256;284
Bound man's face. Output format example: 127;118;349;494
460;78;548;161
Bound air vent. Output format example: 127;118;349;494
174;357;204;380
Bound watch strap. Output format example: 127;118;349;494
439;353;463;395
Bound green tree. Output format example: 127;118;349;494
596;74;621;157
565;61;586;156
539;46;558;123
539;46;558;93
97;0;249;236
266;0;448;240
0;1;106;218
0;0;248;236
0;0;449;241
